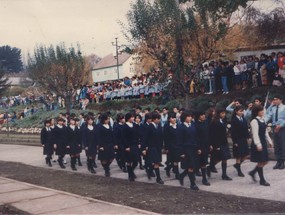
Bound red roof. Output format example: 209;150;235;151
93;52;131;70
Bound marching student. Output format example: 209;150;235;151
178;111;201;190
66;118;81;171
82;116;97;174
54;117;68;169
75;118;83;166
97;113;117;177
249;105;273;186
208;109;232;181
122;113;140;181
113;113;127;172
163;112;180;180
141;113;154;177
50;118;57;163
231;106;250;177
144;112;164;184
195;111;211;186
134;114;144;170
40;119;54;167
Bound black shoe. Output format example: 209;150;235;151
248;170;257;182
71;166;77;171
159;163;164;167
260;181;270;186
129;177;135;182
147;172;152;180
133;173;137;179
195;170;202;177
90;168;96;174
202;180;211;186
139;165;144;170
179;174;184;186
222;175;232;181
45;157;49;164
190;184;199;191
175;173;180;180
278;162;285;170
93;162;98;168
166;169;171;177
156;179;164;184
273;162;280;169
105;171;110;177
60;164;66;169
150;171;156;177
211;166;218;173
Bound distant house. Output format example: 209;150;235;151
91;53;136;83
234;44;285;60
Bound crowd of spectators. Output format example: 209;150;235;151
199;51;285;95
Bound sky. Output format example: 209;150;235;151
0;0;281;63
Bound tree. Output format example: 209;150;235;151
0;61;10;96
123;0;251;107
0;45;23;73
27;43;90;112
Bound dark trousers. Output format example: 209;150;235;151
274;128;285;160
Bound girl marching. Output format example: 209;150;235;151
248;105;273;186
40;119;54;167
231;106;250;177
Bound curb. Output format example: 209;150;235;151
0;176;160;215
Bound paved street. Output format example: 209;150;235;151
0;177;156;214
0;144;284;204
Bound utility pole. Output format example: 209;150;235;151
112;38;121;80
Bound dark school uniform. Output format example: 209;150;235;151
113;123;125;163
250;118;269;163
231;116;250;158
141;122;151;163
40;127;54;156
195;120;210;166
122;123;140;163
145;123;163;164
76;126;82;154
177;123;200;170
82;125;98;157
163;123;180;163
67;126;82;155
54;125;68;156
209;119;231;161
134;122;144;155
97;124;115;161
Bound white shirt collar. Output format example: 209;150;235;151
126;122;133;128
70;125;75;130
220;119;224;124
46;127;50;131
170;123;177;129
87;125;93;130
57;125;63;128
183;122;190;127
103;124;110;129
152;122;158;128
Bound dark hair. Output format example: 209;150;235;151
213;108;226;122
162;107;168;111
86;116;94;122
135;114;142;121
231;105;244;121
168;112;176;120
125;112;134;122
195;111;206;122
100;113;109;124
151;111;161;120
136;106;142;110
234;98;243;105
251;105;264;120
116;113;125;123
44;119;51;125
273;94;283;101
144;113;152;122
57;117;65;122
180;111;192;123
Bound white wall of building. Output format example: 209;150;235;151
91;56;136;83
234;48;285;60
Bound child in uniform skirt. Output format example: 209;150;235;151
75;118;83;166
82;116;97;174
208;109;232;180
249;105;273;186
178;111;201;190
122;113;140;181
163;112;180;180
54;117;68;169
231;106;250;177
40;119;54;167
97;113;117;177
